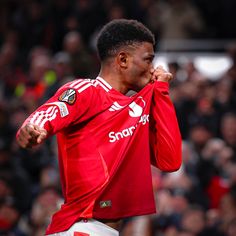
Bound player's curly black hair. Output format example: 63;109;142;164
96;19;155;61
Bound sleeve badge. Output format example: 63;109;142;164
58;89;76;105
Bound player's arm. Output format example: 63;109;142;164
149;67;182;171
16;82;93;148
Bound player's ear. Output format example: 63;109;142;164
117;52;129;69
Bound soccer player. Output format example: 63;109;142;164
16;19;182;236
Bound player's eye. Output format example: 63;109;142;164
145;57;153;64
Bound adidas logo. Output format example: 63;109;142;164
109;96;146;118
100;200;112;208
109;102;125;111
128;96;146;117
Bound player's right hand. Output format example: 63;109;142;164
150;66;173;83
16;123;47;148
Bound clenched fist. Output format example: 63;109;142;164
16;123;48;148
150;66;173;83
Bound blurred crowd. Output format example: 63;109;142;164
0;0;236;236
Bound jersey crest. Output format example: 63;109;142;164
128;96;146;117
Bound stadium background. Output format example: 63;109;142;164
0;0;236;235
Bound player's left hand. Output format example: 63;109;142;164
150;66;173;83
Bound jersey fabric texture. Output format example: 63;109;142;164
19;77;182;234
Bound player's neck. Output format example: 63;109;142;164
98;68;129;95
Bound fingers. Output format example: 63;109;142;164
16;134;28;148
151;66;173;83
16;123;47;148
26;123;41;137
37;130;47;144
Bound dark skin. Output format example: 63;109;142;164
99;42;172;94
16;41;173;230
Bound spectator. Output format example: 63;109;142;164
42;51;74;102
19;187;63;236
155;0;205;40
63;31;97;78
0;41;26;99
220;112;236;153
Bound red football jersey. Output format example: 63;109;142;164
20;77;182;234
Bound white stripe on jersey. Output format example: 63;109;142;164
70;79;92;89
109;102;125;111
113;101;125;109
96;77;112;90
69;79;93;93
78;83;92;93
92;80;99;87
109;107;117;111
30;106;54;124
69;79;82;88
96;80;110;92
39;109;58;128
69;78;112;93
30;106;58;128
73;80;90;89
47;102;69;117
34;106;56;126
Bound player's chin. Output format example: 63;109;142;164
142;77;152;87
134;81;150;92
